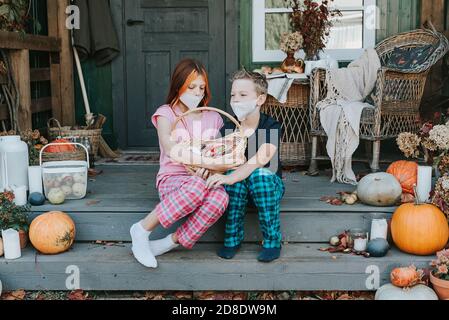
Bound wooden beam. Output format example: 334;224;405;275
57;0;75;126
0;31;61;52
10;49;32;131
30;68;51;82
47;0;63;122
421;0;445;30
31;97;53;113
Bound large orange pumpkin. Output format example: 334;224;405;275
391;203;449;256
29;211;76;254
45;139;76;153
387;161;418;195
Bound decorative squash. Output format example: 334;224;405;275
391;203;449;256
367;238;390;257
45;139;76;153
375;284;438;300
387;161;418;195
390;266;421;288
357;173;402;207
28;192;46;206
29;211;76;255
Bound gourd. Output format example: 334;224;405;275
367;238;390;257
61;185;72;196
375;284;438;300
391;202;449;256
28;193;46;206
45;139;76;153
72;183;86;198
48;188;65;205
386;161;418;195
29;211;76;254
357;173;402;206
390;266;421;288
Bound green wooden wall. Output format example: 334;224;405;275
74;0;422;148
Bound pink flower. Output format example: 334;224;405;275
438;265;448;274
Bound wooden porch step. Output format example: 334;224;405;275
30;206;394;243
0;243;431;291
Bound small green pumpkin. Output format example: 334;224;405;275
29;193;46;206
367;238;390;257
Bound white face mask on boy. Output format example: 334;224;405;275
230;100;258;121
180;92;204;110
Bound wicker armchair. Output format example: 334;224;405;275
308;29;449;174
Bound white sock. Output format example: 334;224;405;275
130;222;157;268
149;234;179;256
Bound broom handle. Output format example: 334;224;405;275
72;35;91;116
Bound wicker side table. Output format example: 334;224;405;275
261;80;311;166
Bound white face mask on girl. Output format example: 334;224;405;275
230;100;258;121
180;92;204;110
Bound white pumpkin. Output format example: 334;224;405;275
357;173;402;206
0;237;4;257
48;188;66;205
375;284;438;300
73;173;85;184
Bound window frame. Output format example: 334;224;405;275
252;0;377;62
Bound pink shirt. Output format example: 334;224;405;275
151;104;224;188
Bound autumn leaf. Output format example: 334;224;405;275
67;290;89;300
2;290;26;300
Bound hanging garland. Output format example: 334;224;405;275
0;0;31;32
0;49;20;132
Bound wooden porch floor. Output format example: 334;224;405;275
1;165;433;291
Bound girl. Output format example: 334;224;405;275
130;59;229;268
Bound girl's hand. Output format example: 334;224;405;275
206;174;235;189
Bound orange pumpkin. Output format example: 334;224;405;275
390;266;421;288
45;139;76;153
387;161;418;195
391;203;449;256
29;211;76;254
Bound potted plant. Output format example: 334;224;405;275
279;31;304;73
430;249;449;299
0;191;30;249
288;0;341;61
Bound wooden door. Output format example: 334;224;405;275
124;0;226;148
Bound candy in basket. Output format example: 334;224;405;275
172;107;247;174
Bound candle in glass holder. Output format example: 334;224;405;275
416;166;432;202
351;230;368;252
28;166;43;194
2;228;21;260
12;185;27;206
370;218;388;240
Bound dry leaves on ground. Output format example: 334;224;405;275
67;290;90;300
1;290;26;300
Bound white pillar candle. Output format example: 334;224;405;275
2;229;21;260
370;219;388;240
28;166;43;194
354;238;368;252
12;185;27;206
416;166;432;202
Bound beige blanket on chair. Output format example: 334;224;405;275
318;49;381;185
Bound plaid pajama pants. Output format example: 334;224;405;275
224;168;285;249
154;174;229;249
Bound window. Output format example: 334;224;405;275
252;0;377;62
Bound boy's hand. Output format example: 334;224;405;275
206;174;235;189
195;168;211;180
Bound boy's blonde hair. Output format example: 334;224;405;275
231;69;268;96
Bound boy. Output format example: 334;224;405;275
206;69;285;262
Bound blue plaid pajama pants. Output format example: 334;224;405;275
224;168;285;249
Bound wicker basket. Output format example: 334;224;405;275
40;142;88;163
172;107;247;174
262;81;311;166
47;118;102;158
